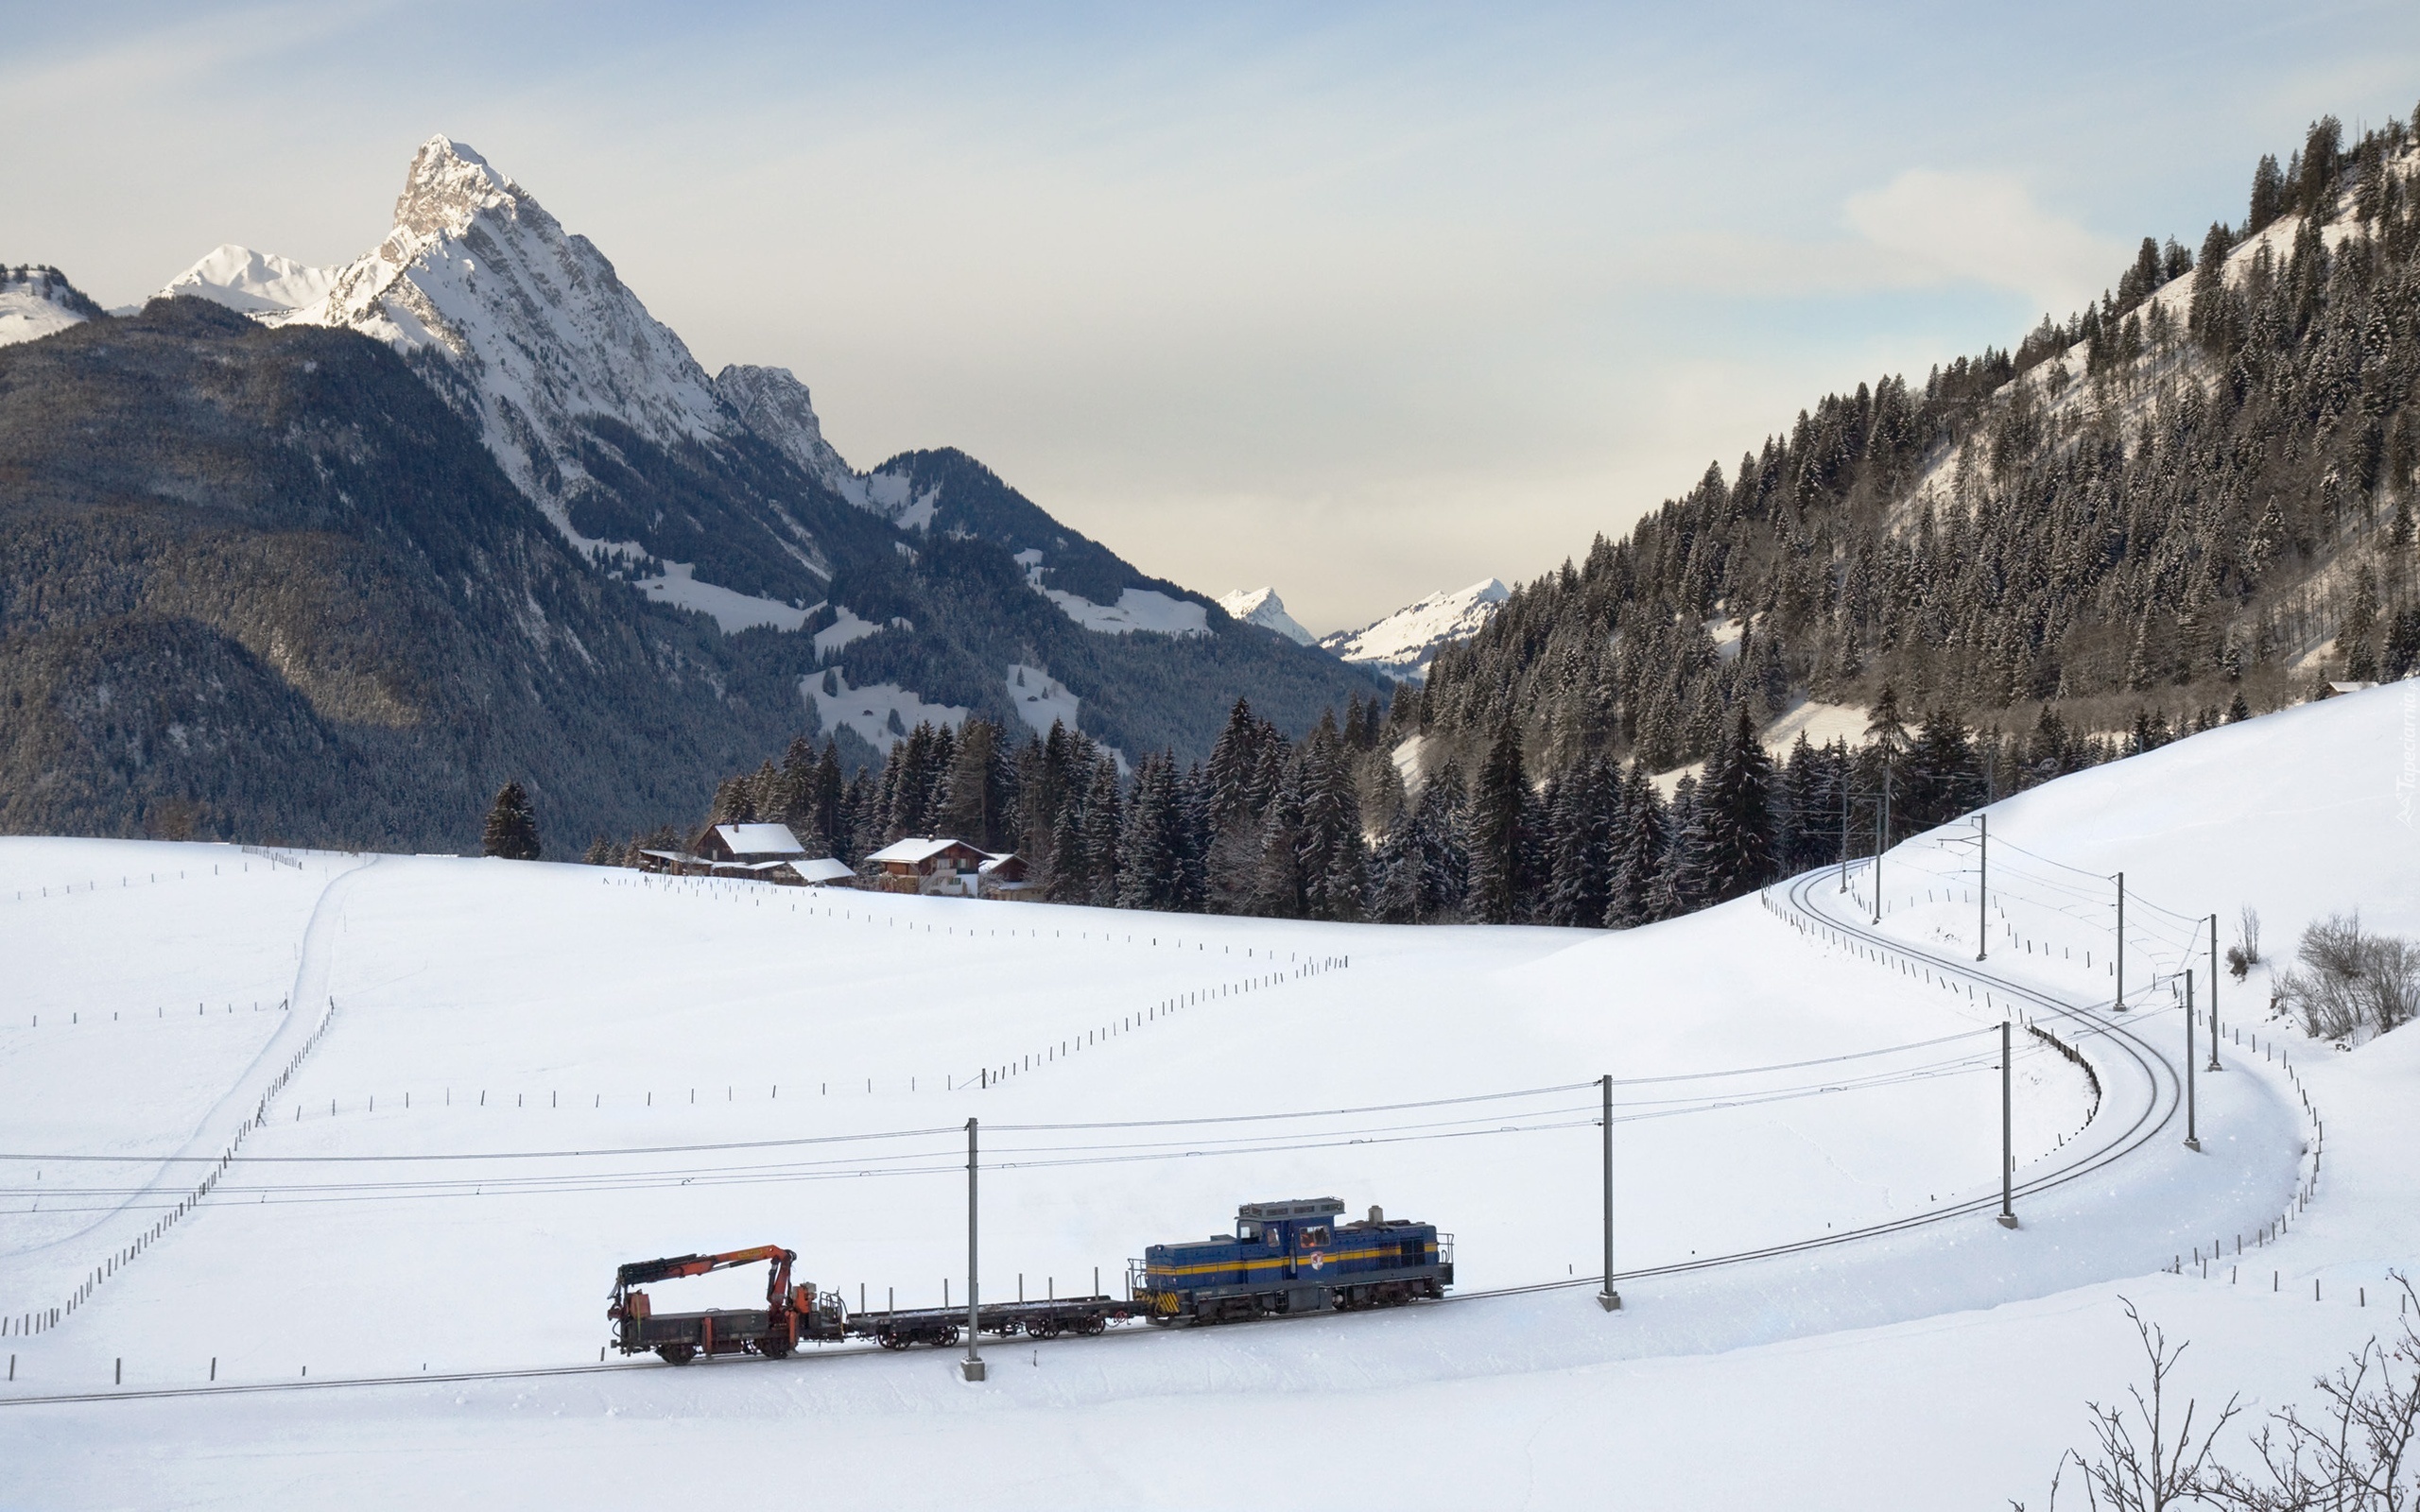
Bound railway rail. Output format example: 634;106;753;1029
0;859;2204;1409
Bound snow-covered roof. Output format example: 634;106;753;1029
863;836;986;866
787;857;856;885
713;823;804;856
977;852;1022;874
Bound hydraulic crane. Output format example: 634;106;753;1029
607;1245;842;1365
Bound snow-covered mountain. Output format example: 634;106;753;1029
105;135;1380;782
1215;587;1317;645
161;138;771;567
712;363;870;510
1321;577;1508;681
0;266;99;347
159;245;338;316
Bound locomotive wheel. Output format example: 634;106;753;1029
1078;1314;1106;1337
877;1330;909;1350
656;1343;698;1366
933;1325;960;1347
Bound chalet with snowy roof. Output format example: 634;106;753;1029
862;838;1028;898
636;823;848;884
786;857;858;886
698;824;808;865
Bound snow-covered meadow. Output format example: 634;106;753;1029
1;684;2413;1508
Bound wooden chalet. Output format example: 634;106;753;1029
862;837;1029;898
639;823;845;885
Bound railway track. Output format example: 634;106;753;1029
1472;863;2182;1298
0;862;2191;1409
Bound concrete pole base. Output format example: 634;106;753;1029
1996;1213;2020;1229
2185;1137;2201;1152
959;1357;987;1382
1597;1290;1622;1312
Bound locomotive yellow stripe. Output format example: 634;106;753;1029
1147;1246;1431;1279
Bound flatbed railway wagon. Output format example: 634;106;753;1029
608;1245;1153;1362
857;1294;1149;1349
1131;1198;1453;1325
608;1245;848;1365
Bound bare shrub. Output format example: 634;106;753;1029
2205;1275;2420;1510
2277;913;2420;1040
2227;906;2262;981
2028;1277;2420;1511
2024;1299;2238;1510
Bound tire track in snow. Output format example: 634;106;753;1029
2;857;375;1289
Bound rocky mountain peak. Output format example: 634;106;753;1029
389;136;524;245
717;364;865;506
1215;586;1316;646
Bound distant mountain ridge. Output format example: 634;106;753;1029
1;137;1384;851
0;266;101;347
1321;578;1510;681
1215;587;1317;645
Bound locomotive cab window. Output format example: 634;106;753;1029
1236;1221;1263;1243
1299;1225;1331;1247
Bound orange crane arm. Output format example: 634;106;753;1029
610;1246;797;1310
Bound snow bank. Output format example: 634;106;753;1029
632;561;811;634
1006;663;1080;737
804;667;969;749
1044;586;1208;638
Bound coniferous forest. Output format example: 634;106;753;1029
604;107;2420;930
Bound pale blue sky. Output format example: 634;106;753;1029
8;3;2419;629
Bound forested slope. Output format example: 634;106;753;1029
1407;110;2420;778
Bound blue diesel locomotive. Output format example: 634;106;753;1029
1131;1197;1454;1325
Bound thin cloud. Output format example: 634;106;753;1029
1844;169;2126;319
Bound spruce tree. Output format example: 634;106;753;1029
1297;715;1368;921
1604;764;1665;930
1696;712;1776;903
481;781;541;861
1650;774;1706;921
1415;760;1471;921
1371;815;1422;925
1080;757;1124;907
1116;754;1178;911
1465;720;1528;924
1546;759;1616;926
938;718;1014;851
1903;708;1981;831
1046;794;1089;902
1249;753;1307;919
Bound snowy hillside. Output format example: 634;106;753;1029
1321;577;1508;680
0;266;98;347
1216;587;1318;645
4;685;2411;1506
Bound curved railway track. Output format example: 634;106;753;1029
1473;862;2183;1299
0;861;2194;1408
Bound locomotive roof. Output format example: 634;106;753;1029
1236;1197;1344;1221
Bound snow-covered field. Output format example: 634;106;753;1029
2;685;2412;1508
